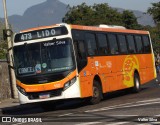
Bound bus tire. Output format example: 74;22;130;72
133;73;141;93
89;80;103;104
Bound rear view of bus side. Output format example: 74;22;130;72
13;24;157;105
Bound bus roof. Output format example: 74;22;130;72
70;24;149;35
20;23;149;35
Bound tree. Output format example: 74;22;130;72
147;2;160;54
147;26;160;54
92;3;123;25
63;3;123;26
62;3;94;25
122;10;142;29
63;3;143;30
147;2;160;25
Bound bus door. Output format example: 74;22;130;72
72;30;91;97
85;33;100;82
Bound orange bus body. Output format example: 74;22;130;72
70;24;156;98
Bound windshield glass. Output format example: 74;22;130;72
14;38;75;76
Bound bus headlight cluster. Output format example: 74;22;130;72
16;85;27;96
64;77;77;90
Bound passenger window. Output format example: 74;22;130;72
118;35;128;54
142;36;151;53
127;35;136;53
86;33;98;56
72;30;84;40
74;40;87;72
108;34;119;55
97;34;108;55
74;40;86;60
135;35;143;53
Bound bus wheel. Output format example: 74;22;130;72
133;73;141;93
89;81;103;104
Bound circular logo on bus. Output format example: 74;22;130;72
123;55;139;87
42;63;47;68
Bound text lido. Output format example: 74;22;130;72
20;29;56;41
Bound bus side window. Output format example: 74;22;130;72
117;34;128;54
127;35;136;54
85;33;98;56
142;35;151;53
97;34;109;55
74;40;86;60
135;35;144;53
108;34;119;55
74;40;87;72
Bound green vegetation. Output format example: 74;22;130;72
0;21;7;59
147;2;160;54
63;3;141;29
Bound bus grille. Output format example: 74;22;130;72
27;88;63;100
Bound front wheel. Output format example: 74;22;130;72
132;73;141;93
89;81;103;104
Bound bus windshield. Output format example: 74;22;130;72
14;38;75;76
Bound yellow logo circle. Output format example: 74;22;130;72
123;55;139;87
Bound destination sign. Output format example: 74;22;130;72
14;26;68;43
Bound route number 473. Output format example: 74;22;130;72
21;33;32;41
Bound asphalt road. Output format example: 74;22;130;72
1;75;160;125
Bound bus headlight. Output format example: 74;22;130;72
16;85;27;96
64;77;77;90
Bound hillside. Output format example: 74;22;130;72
8;0;68;31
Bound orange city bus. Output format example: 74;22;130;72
13;23;157;106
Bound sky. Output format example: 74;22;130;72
0;0;159;18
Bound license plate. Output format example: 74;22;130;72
39;93;50;99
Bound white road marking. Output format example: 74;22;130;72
137;98;160;103
113;101;160;109
75;122;102;125
105;122;129;125
137;123;152;125
59;113;73;117
85;102;135;112
109;115;139;117
85;98;160;113
12;123;24;125
151;122;160;124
